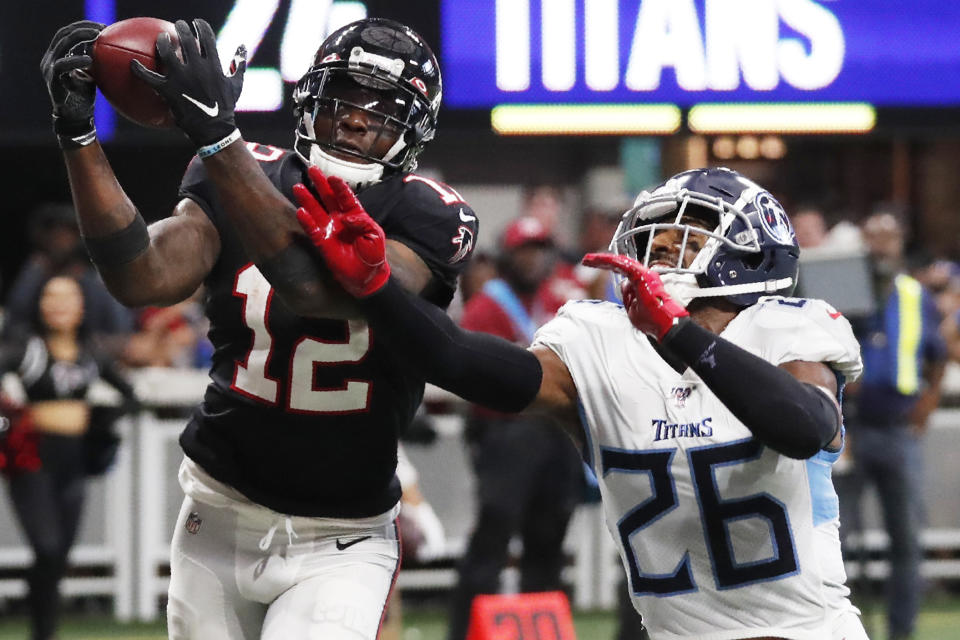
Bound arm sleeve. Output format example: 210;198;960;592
359;278;541;413
663;319;841;459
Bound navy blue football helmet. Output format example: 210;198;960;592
610;167;800;307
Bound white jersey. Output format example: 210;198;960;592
533;296;863;640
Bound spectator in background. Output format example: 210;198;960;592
792;204;830;249
912;257;960;320
838;209;948;640
458;252;497;306
929;261;960;365
522;184;565;236
122;295;203;369
792;202;865;255
4;203;133;353
446;217;584;640
536;205;625;315
573;206;629;302
0;275;137;640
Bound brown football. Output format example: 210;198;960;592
91;17;179;129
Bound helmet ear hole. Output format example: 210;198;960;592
742;251;765;270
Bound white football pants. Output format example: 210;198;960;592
167;459;401;640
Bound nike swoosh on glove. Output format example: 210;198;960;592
582;253;690;341
130;18;245;148
292;165;391;298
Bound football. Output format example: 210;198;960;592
90;17;179;128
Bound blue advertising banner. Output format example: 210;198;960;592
441;0;960;108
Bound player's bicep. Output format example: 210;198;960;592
385;239;434;295
528;345;582;441
143;198;220;303
779;359;842;449
98;198;219;307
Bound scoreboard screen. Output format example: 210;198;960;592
441;0;960;108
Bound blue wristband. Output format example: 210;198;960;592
197;129;241;158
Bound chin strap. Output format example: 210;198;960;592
659;273;794;307
308;145;384;190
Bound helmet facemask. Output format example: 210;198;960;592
293;63;435;190
611;189;763;306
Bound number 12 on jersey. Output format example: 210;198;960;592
232;264;372;414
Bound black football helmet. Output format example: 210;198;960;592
293;18;442;188
610;167;800;307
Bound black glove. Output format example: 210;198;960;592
131;18;246;148
40;20;105;149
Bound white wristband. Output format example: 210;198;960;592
197;129;241;158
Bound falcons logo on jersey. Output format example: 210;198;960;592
449;225;474;263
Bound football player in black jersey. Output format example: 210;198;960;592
42;17;477;640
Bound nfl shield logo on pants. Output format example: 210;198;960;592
185;511;202;535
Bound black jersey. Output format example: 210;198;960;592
177;142;478;517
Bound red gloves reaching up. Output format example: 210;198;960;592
582;253;690;341
292;165;391;298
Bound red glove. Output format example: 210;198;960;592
582;253;690;341
292;165;391;298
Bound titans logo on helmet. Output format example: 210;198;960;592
755;192;794;245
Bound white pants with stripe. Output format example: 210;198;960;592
167;458;401;640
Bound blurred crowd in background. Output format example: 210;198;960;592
11;188;960;370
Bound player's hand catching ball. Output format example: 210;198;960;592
40;21;105;149
582;253;690;341
130;19;245;148
293;166;391;298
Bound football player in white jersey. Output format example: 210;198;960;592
291;166;869;640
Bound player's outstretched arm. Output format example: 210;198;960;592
585;253;842;459
293;174;578;419
42;22;219;307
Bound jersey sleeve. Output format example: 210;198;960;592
380;177;479;304
177;155;220;224
532;302;589;365
533;300;628;386
750;297;864;382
